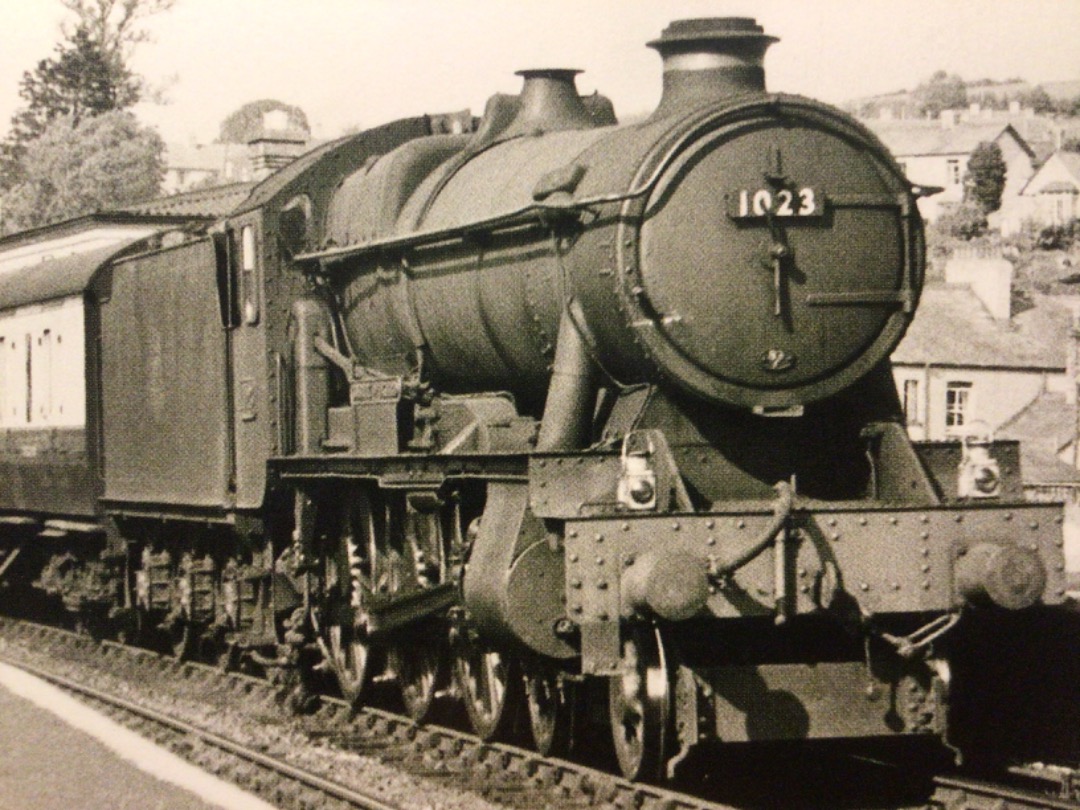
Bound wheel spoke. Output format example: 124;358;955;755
525;663;576;757
391;641;443;722
453;641;523;741
323;490;379;706
608;624;672;782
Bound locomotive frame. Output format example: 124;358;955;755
0;16;1074;785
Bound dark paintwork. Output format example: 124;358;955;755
99;238;232;508
0;428;97;517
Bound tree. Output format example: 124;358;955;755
964;141;1007;214
60;0;176;64
218;99;310;144
1058;94;1080;118
913;70;967;118
0;0;174;190
0;111;164;234
1;27;140;188
1017;85;1055;115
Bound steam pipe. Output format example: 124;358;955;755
536;304;598;451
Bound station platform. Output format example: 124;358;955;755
0;661;276;810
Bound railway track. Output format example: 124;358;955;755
930;774;1080;810
2;617;1078;810
1;635;402;810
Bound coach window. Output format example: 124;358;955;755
37;329;52;421
2;337;15;425
240;224;260;325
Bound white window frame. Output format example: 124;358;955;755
945;381;973;433
946;158;961;186
902;378;921;426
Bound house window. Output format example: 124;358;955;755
902;378;920;425
946;159;961;186
945;382;972;431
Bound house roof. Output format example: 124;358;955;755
999;391;1077;454
997;392;1080;485
111;181;255;219
863;120;1032;159
1059;152;1080;176
1020;151;1080;197
1041;181;1080;194
892;284;1069;369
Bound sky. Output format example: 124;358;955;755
0;0;1078;145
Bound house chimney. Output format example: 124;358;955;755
248;109;309;180
647;17;778;118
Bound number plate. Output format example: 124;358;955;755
728;187;824;219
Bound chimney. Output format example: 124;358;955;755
248;109;309;180
647;17;778;118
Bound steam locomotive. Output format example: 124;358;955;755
0;17;1071;782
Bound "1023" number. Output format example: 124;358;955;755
731;187;821;219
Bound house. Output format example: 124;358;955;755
1008;150;1080;231
863;118;1036;225
161;141;249;193
162;108;312;194
892;253;1076;442
891;253;1080;569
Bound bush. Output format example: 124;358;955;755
933;202;988;240
1036;221;1078;251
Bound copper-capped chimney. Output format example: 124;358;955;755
502;69;596;137
647;17;778;117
